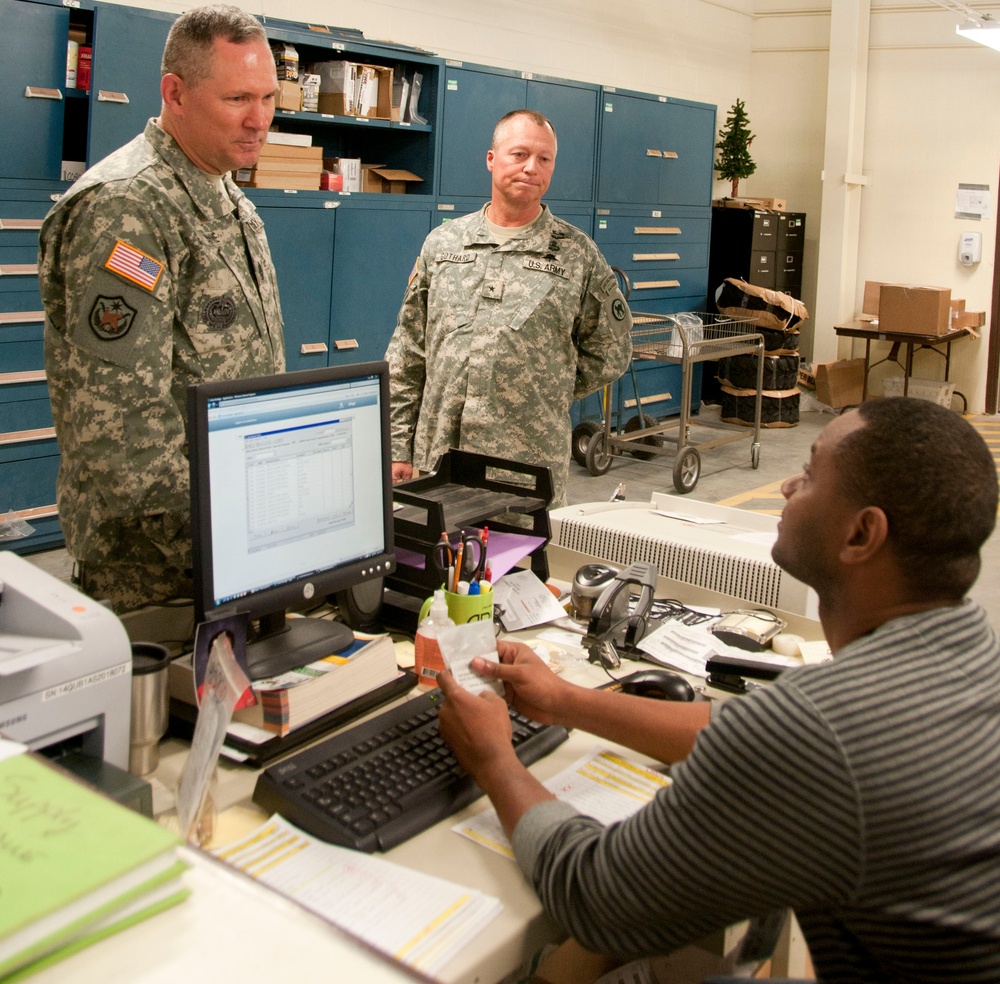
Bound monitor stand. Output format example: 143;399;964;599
246;613;355;681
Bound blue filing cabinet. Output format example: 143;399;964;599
247;192;339;373
438;63;599;205
0;0;68;182
0;185;64;553
330;196;435;364
86;3;174;165
594;89;716;421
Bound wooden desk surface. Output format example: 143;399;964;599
833;318;971;345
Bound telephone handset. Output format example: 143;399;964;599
585;561;658;658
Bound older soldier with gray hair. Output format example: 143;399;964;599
39;5;284;613
386;109;632;506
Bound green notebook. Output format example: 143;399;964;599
0;751;186;979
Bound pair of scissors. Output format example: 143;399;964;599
431;533;454;588
458;531;487;582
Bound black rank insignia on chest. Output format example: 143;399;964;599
89;295;137;340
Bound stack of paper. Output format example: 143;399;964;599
454;748;670;858
0;742;189;980
215;814;502;977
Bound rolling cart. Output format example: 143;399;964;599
583;312;765;493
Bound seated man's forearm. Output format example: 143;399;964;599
558;685;711;764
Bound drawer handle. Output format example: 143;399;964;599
97;90;130;104
0;426;56;446
645;149;662;157
632;253;680;262
0;370;46;385
634;227;681;235
0;218;43;231
625;390;671;409
0;311;44;325
662;151;678;159
1;503;58;522
0;264;38;277
299;342;329;355
334;339;359;350
633;280;680;290
24;86;62;100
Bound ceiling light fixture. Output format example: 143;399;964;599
925;0;1000;51
956;13;1000;50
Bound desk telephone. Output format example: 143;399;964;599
584;561;658;667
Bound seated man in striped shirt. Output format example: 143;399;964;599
438;397;1000;983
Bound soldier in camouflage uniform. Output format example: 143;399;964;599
38;6;284;613
386;109;632;508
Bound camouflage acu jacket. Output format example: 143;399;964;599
386;204;631;506
39;119;284;576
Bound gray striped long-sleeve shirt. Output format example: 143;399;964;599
513;601;1000;982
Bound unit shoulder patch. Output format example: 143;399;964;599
89;295;138;340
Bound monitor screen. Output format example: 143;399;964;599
187;362;395;679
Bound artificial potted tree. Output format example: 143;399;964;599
715;98;756;199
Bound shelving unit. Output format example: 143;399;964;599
0;0;717;555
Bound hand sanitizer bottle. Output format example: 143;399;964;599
414;589;454;689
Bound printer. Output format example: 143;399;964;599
0;552;130;770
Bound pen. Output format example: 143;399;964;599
452;541;464;593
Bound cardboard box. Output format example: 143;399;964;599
878;284;951;335
714;197;787;211
320;171;344;192
259;143;322;161
954;310;986;329
300;73;320;112
276;81;301;112
314;61;393;119
323;157;361;192
265;130;313;148
360;165;423;194
814;359;865;409
883;375;955;407
271;43;298;81
861;280;888;320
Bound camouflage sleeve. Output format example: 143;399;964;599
41;189;190;540
573;264;633;400
385;252;429;463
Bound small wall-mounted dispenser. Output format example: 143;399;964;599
959;232;982;266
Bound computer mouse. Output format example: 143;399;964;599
618;668;695;702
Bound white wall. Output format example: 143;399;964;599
118;0;998;409
751;2;999;411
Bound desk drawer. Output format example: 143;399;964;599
0;324;45;373
599;239;708;273
0;430;59;512
595;211;710;247
625;266;708;301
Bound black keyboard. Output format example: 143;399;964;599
252;690;569;852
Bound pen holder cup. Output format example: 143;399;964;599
419;589;494;626
129;642;171;777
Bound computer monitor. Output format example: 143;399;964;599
187;361;395;680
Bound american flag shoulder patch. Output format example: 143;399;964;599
104;239;164;291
